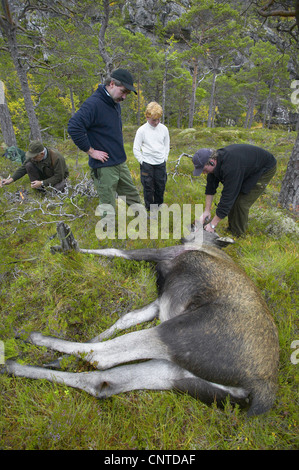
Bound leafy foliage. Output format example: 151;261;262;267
0;0;297;145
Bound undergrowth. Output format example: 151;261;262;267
0;127;298;450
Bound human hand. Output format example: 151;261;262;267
1;177;13;187
199;211;211;225
88;148;109;162
31;180;43;189
204;223;215;233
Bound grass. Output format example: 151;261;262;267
0;127;298;450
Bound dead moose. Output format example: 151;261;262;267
5;222;279;416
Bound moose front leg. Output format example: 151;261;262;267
44;300;160;369
26;327;169;370
90;300;160;343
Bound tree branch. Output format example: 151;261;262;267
257;0;298;25
98;0;113;73
258;8;296;18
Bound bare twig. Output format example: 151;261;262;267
168;152;193;182
1;173;97;230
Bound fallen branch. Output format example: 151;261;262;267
169;152;193;182
1;172;96;229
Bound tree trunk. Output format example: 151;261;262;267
98;0;113;73
136;75;141;126
245;84;258;129
267;101;277;129
0;80;17;146
69;86;76;116
0;1;41;141
207;70;217;128
263;79;274;128
8;34;41;141
162;50;168;125
188;59;198;128
278;131;299;214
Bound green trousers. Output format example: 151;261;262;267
228;164;277;237
92;162;141;213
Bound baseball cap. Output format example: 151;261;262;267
192;148;213;176
26;141;44;159
111;68;137;94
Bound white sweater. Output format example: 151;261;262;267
133;122;170;165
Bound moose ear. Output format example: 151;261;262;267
215;236;235;247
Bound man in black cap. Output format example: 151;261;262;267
68;68;141;215
192;144;277;237
0;140;69;192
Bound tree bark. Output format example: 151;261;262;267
207;70;217;128
50;222;79;253
98;0;113;74
188;59;198;128
255;1;298;215
0;80;17;146
0;0;41;141
278;131;299;214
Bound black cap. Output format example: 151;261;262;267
111;68;137;94
192;148;213;176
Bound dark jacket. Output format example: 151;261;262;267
67;85;127;169
12;148;69;187
205;144;276;219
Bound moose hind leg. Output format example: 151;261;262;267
94;360;198;398
5;359;198;399
174;375;249;410
4;360;111;398
5;359;249;406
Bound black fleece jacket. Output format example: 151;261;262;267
67;85;127;169
205;144;276;219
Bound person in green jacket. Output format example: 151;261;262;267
0;141;69;192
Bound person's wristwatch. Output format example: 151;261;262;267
210;223;216;229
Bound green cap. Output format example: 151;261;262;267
26;141;44;159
